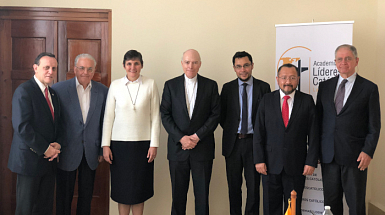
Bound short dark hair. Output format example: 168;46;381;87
123;50;143;66
277;63;298;76
232;51;253;65
34;52;56;66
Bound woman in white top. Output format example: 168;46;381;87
102;50;160;215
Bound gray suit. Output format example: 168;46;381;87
52;78;108;215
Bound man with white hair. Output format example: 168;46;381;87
52;54;108;215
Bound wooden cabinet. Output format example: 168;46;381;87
0;7;111;215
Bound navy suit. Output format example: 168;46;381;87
161;74;220;215
220;77;270;215
8;77;60;215
316;75;380;215
253;90;319;215
52;78;108;215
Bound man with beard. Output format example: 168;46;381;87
253;64;319;215
220;51;270;215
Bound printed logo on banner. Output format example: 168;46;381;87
277;46;338;98
277;46;311;94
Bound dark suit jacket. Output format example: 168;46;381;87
253;90;319;176
220;77;271;157
316;75;381;167
52;78;108;171
8;78;60;176
161;74;220;161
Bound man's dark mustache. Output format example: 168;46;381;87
284;85;293;88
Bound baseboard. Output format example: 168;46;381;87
369;203;385;215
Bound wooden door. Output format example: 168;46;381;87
0;7;111;215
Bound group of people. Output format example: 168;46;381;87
7;44;380;215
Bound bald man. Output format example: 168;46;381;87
161;49;220;215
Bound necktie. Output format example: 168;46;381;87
241;83;248;134
282;95;290;127
45;87;54;120
335;79;348;114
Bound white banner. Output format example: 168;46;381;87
275;21;353;215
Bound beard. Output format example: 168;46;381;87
280;84;296;95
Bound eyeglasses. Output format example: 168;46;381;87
75;66;94;73
234;64;251;70
278;76;298;81
335;57;354;63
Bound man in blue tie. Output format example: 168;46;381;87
220;51;270;215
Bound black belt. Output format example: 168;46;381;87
237;133;253;139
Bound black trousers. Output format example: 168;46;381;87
169;157;213;215
321;160;367;215
225;137;262;215
263;169;306;215
15;171;55;215
56;154;96;215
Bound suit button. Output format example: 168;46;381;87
82;140;84;143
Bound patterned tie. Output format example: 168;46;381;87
335;79;348;114
241;83;248;134
45;87;54;120
282;95;290;127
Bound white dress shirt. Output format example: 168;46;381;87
279;89;296;120
76;77;92;123
184;74;198;119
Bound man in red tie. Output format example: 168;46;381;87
8;52;61;215
253;63;319;215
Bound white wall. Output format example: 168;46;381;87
1;0;384;214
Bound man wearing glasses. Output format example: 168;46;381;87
253;64;319;215
220;51;270;215
316;44;381;215
52;54;108;215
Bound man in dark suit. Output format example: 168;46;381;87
52;54;108;215
316;44;381;215
161;49;220;215
8;52;61;215
253;64;319;215
220;51;270;215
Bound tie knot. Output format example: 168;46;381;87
45;87;48;93
242;83;247;87
341;79;348;85
283;95;290;101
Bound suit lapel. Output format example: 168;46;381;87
191;74;203;120
31;78;54;123
85;81;98;127
273;91;285;128
328;76;339;114
233;79;240;117
251;78;259;118
49;86;59;122
68;78;84;124
177;75;190;118
339;75;364;114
